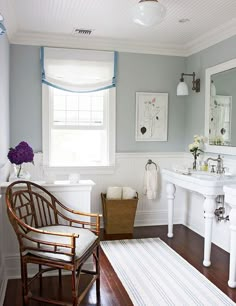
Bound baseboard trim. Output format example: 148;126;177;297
134;210;183;227
0;261;7;305
0;278;8;306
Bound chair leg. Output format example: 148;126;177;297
72;270;78;306
59;268;62;285
95;246;100;299
21;259;29;306
39;264;42;292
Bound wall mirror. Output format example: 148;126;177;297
205;58;236;155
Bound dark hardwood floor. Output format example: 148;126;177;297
3;225;236;305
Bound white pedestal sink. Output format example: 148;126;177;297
162;169;236;268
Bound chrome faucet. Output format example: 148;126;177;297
206;154;224;174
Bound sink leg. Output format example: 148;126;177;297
166;183;176;238
203;196;216;267
228;207;236;288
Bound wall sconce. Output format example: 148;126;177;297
0;14;6;36
176;72;200;96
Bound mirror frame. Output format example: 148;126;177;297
205;58;236;155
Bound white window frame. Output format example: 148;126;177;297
42;84;116;174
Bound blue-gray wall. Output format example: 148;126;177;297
10;35;236;153
117;53;186;152
185;35;236;149
9;45;187;152
10;45;42;151
0;31;9;294
0;34;9;167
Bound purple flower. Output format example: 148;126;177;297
7;141;34;165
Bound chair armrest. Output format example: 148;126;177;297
34;227;79;238
68;213;102;235
54;199;102;234
57;201;101;218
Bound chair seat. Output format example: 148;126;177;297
25;225;98;262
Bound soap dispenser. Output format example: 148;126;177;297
201;161;208;172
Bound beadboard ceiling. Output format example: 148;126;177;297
1;0;236;56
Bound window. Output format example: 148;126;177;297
41;47;116;169
43;86;115;167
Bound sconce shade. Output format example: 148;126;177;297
177;81;189;96
211;80;216;96
176;72;200;96
132;0;166;27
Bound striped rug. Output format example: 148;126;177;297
101;238;235;306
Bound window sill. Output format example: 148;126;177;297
44;165;116;175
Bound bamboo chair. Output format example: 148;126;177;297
6;180;101;306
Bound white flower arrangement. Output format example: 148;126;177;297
188;135;207;156
189;135;207;169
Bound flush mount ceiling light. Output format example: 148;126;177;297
132;0;166;27
177;72;200;96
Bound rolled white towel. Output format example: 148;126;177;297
107;187;122;199
122;187;136;199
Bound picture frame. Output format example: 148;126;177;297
135;92;168;141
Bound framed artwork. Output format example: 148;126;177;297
135;92;168;141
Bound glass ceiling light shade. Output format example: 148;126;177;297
132;0;166;27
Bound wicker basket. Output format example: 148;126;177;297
101;193;138;234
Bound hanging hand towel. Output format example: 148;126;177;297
143;168;158;200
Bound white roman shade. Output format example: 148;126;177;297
41;47;117;93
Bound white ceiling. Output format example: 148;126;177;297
1;0;236;56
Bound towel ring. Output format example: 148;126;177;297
145;159;157;170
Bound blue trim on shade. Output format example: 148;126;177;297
42;79;115;93
41;47;117;93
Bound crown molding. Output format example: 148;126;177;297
9;31;187;57
185;18;236;56
4;8;236;58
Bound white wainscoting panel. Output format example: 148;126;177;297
2;151;236;280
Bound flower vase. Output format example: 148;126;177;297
10;164;31;181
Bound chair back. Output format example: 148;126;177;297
6;181;59;237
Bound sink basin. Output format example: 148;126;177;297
190;171;236;180
162;168;236;195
